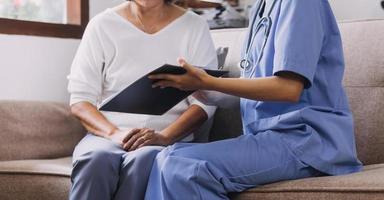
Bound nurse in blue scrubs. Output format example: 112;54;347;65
146;0;363;199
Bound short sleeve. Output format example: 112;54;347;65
273;0;324;88
67;18;105;106
187;20;218;118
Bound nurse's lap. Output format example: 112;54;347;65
163;132;299;185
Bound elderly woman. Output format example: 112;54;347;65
67;0;217;199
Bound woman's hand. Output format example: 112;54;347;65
122;128;171;151
149;58;214;91
105;129;130;145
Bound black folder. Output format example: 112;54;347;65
99;64;228;115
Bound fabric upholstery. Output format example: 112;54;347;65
340;20;384;165
0;101;86;161
231;191;384;200
1;158;383;200
0;157;71;176
231;164;384;200
0;174;70;200
0;158;71;200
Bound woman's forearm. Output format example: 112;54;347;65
205;74;304;102
160;104;208;144
71;102;118;138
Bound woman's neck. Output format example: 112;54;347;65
130;1;168;20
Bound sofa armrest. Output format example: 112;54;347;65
0;101;86;161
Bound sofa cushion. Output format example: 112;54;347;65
231;164;384;200
0;157;72;200
340;20;384;165
1;157;383;200
0;157;71;177
0;101;86;161
0;174;70;200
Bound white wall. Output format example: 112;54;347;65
0;0;124;103
329;0;384;21
239;0;384;21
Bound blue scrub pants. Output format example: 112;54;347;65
70;134;164;200
145;131;322;200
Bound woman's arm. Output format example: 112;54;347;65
122;105;207;151
193;90;239;108
71;102;132;144
71;102;117;137
150;59;305;103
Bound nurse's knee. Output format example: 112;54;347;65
72;150;120;178
158;154;201;184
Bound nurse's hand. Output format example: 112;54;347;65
122;128;171;151
149;58;213;91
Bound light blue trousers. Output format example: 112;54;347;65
145;131;322;200
70;134;164;200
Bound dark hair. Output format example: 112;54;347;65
127;0;174;4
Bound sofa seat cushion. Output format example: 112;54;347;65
0;157;71;177
231;164;384;200
0;157;72;200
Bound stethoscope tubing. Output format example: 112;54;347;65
241;0;277;78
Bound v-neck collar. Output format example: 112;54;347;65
107;8;189;37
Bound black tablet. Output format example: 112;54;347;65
99;64;228;115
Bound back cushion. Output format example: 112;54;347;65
340;20;384;165
0;101;86;161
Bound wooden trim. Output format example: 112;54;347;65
81;0;90;30
0;0;89;39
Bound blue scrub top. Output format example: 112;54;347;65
241;0;362;175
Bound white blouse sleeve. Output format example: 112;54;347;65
67;19;105;106
187;21;219;119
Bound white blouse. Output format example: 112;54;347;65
67;9;218;141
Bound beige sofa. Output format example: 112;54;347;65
1;19;383;200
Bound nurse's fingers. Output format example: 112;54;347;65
152;80;181;90
129;130;154;151
122;128;141;143
129;135;150;151
148;74;177;81
178;58;194;72
123;129;148;151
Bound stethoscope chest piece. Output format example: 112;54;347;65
240;59;251;71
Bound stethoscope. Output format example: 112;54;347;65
240;0;277;77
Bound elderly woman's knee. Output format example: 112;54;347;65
121;146;164;170
73;150;121;176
